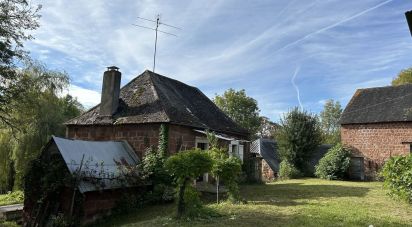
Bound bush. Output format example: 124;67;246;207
279;160;301;179
380;154;412;203
315;143;351;180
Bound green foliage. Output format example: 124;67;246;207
213;89;260;136
0;61;83;190
315;143;351;180
279;160;301;180
0;190;24;206
319;99;342;145
0;0;41;127
380;154;412;203
277;107;322;175
0;131;14;193
183;185;202;217
392;67;412;86
158;124;169;156
165;149;213;217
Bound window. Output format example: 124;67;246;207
197;142;208;150
410;144;412;153
229;141;244;162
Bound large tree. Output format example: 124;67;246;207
213;89;260;136
392;67;412;86
0;0;41;127
0;61;83;190
276;107;322;175
319;99;342;145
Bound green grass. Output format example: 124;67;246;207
94;179;412;227
0;191;23;206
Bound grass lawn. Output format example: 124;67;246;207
0;191;23;206
94;179;412;226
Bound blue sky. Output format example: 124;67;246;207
27;0;412;122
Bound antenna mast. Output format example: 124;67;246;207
132;15;180;73
153;15;159;72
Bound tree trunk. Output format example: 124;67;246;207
177;178;188;217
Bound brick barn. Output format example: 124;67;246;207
341;84;412;180
65;67;250;179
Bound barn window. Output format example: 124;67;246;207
410;144;412;153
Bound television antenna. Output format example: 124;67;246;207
132;14;181;73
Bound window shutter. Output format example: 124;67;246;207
239;145;244;161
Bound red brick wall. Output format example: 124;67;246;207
341;122;412;179
66;124;162;158
66;123;247;158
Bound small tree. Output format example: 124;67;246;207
165;150;212;217
277;107;322;175
315;143;351;180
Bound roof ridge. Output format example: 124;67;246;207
146;71;171;122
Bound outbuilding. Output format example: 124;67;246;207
341;84;412;180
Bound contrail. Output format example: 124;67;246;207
291;65;302;109
275;0;394;53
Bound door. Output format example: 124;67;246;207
349;157;364;180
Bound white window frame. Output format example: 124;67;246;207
195;137;209;182
229;140;243;162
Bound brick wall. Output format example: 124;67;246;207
341;122;412;179
66;123;247;158
66;123;162;158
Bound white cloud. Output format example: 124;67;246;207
65;85;101;108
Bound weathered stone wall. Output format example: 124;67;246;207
341;122;412;179
261;159;276;181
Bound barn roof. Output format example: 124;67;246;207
65;70;248;136
50;136;140;193
251;138;280;172
340;84;412;124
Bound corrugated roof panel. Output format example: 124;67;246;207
52;136;140;193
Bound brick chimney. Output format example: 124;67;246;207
100;66;121;116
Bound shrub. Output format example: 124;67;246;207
0;190;24;206
277;107;322;175
279;160;301;179
165;149;213;218
315;143;351;180
380;154;412;203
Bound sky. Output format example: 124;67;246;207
27;0;412;122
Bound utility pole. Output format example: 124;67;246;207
132;15;180;73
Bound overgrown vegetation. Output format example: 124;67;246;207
279;160;301;180
165;150;213;218
381;154;412;203
315;143;351;180
0;190;23;206
277;107;322;176
0;61;83;192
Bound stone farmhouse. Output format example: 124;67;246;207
65;67;250;180
341;84;412;180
